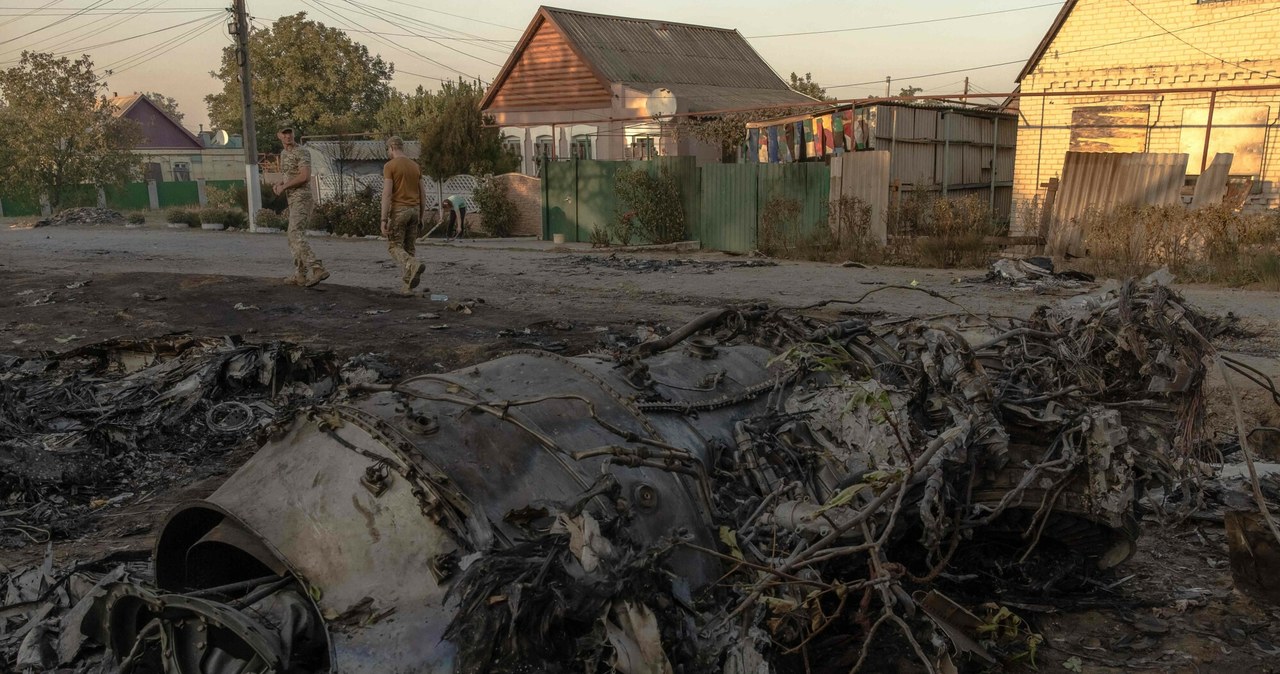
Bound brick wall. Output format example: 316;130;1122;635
1012;0;1280;234
492;173;542;237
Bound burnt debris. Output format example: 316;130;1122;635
1;277;1268;673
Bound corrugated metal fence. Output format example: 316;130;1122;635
545;158;829;252
1047;151;1189;256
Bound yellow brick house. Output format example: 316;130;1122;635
1013;0;1280;234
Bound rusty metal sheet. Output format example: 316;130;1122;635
1069;105;1150;153
1047;151;1189;256
1192;153;1235;209
829;150;891;244
1179;105;1269;175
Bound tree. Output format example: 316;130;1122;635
788;72;834;102
898;86;924;97
0;52;140;209
205;13;393;152
141;91;184;123
417;79;518;180
375;85;443;136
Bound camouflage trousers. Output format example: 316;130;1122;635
387;205;421;279
287;189;320;275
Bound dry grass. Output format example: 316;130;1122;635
1075;205;1280;286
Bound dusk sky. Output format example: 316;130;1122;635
0;1;1064;130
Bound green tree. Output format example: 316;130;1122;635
375;85;442;136
417;79;518;180
205;13;393;152
141;91;184;123
898;86;924;97
0;52;140;209
789;72;834;102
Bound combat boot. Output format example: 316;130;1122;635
407;260;425;290
283;272;306;285
304;262;330;287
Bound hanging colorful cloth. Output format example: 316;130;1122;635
746;128;760;163
831;112;845;155
802;119;815;159
842;110;855;151
811;117;825;158
758;128;770;163
766;126;780;163
779;124;793;163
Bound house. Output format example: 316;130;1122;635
481;6;815;173
1012;0;1280;234
108;94;243;182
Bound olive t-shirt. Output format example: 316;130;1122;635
383;156;421;207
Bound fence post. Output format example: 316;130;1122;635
97;187;106;208
197;179;208;207
0;198;5;218
147;180;160;210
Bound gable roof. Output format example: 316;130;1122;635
482;6;814;113
1016;0;1079;83
108;94;202;148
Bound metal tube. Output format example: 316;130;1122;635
942;111;950;197
1201;90;1218;174
990;117;999;217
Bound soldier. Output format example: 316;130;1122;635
272;122;328;287
380;136;426;293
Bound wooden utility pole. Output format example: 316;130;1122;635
231;0;262;231
885;77;891;97
964;77;970;96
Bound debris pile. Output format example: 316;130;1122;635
1;279;1264;673
559;253;778;274
0;337;339;548
981;256;1096;292
33;208;126;228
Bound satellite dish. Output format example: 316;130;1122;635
213;129;230;146
647;88;677;119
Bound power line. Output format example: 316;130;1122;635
0;0;111;46
0;6;219;13
827;3;1280;90
334;0;506;65
57;11;224;55
1121;0;1275;79
366;0;521;32
0;0;60;29
98;11;224;78
747;2;1064;39
320;26;514;42
12;0;164;57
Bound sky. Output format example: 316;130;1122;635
0;0;1064;131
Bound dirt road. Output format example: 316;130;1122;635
3;222;1280;673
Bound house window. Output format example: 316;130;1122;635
534;135;554;160
502;135;522;164
172;162;191;182
144;162;163;182
631;136;656;160
571;134;592;160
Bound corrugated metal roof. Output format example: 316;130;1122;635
542;6;814;112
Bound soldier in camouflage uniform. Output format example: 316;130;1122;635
273;122;328;287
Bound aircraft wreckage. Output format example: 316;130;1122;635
40;279;1229;673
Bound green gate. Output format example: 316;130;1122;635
700;164;758;253
542;161;577;241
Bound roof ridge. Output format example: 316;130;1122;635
540;5;739;33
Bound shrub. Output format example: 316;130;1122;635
758;197;804;256
473;175;518;237
1076;204;1280;284
905;194;998;268
165;207;199;227
126;213;145;225
310;189;380;237
199;207;232;226
207;181;288;213
256;208;287;230
614;166;686;244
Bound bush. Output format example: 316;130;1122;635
207;181;288;213
256;208;287;230
126;213;145;225
758;197;804;256
1076;204;1280;284
893;192;998;268
165;207;200;227
614;166;686;244
473;175;518;237
199;207;230;225
310;189;380;237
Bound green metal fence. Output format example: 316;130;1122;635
105;183;150;211
544;158;829;253
156;181;200;207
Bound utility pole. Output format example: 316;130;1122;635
885;76;891;98
231;0;261;231
964;77;970;96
